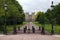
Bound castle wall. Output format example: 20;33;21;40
25;12;35;22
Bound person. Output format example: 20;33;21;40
24;27;26;33
32;26;35;33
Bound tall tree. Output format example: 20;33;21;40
35;11;45;24
35;11;45;34
0;0;25;31
53;3;60;25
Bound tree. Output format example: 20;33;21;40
0;0;25;32
45;5;57;34
53;3;60;25
45;3;60;25
0;0;25;25
35;11;45;34
35;11;45;24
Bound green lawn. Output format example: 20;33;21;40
7;25;20;32
34;22;60;34
7;25;14;32
6;22;27;32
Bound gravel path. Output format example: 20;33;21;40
0;34;60;40
20;22;39;30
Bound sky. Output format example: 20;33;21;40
17;0;60;14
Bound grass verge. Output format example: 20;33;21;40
34;22;60;34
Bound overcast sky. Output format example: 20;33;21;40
17;0;60;14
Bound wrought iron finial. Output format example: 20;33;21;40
52;1;53;5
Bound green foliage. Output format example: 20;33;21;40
0;0;25;31
45;3;60;25
35;11;45;24
53;3;60;25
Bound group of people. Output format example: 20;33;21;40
24;26;35;33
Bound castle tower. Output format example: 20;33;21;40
25;12;35;22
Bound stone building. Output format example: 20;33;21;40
25;12;35;22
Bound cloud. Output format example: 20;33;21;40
17;0;60;13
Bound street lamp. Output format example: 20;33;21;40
50;1;54;35
51;1;54;9
3;2;8;35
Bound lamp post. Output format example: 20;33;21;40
3;2;8;35
50;1;54;35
